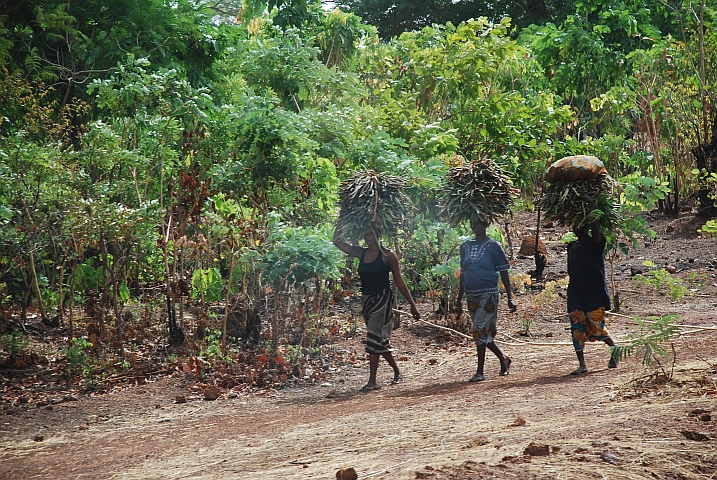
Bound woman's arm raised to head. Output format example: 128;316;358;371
332;226;364;258
581;193;603;244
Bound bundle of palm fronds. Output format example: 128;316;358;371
335;170;410;242
439;159;519;226
540;175;621;231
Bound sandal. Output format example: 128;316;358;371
500;357;512;376
392;374;404;384
570;367;588;375
360;384;381;392
469;373;485;383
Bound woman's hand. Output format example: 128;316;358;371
507;298;518;312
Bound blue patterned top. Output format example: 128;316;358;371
459;238;510;295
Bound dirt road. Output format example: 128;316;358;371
2;317;716;480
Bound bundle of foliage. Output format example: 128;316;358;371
335;170;411;242
540;175;622;232
439;159;518;226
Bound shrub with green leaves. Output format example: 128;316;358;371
611;315;680;377
633;261;691;301
0;331;29;362
66;337;93;374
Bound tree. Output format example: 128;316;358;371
336;0;562;40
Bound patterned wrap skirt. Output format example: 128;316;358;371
570;306;610;352
467;293;500;344
362;289;395;355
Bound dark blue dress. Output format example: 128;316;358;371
566;237;611;313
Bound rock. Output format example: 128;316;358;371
203;386;221;401
175;395;187;404
336;467;358;480
681;430;710;441
523;442;550;456
688;408;710;417
630;266;645;277
518;235;548;262
33;435;44;442
600;452;618;464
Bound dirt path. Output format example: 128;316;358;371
2;316;716;480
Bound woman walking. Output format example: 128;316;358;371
333;225;420;391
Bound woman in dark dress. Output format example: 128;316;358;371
566;194;619;375
333;226;420;391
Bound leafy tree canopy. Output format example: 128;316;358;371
335;0;570;39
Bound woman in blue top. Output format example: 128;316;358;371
333;225;420;391
455;219;517;382
566;194;618;375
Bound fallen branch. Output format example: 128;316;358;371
393;309;472;340
395;309;572;346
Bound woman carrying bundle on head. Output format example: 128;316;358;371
440;159;520;382
541;155;620;375
332;170;419;392
333;225;419;392
565;193;619;375
454;216;518;382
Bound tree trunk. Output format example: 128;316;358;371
692;143;717;218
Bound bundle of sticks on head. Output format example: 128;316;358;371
335;170;410;243
439;158;519;226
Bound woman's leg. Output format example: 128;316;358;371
366;353;380;387
487;342;511;375
603;337;618;368
381;351;402;381
470;343;487;381
572;349;588;374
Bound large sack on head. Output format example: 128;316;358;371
544;155;607;183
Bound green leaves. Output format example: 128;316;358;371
191;268;223;303
612;315;680;368
261;224;342;287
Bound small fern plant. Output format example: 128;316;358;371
611;315;680;378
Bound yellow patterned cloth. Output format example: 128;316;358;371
570;306;610;351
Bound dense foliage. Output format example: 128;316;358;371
1;0;716;389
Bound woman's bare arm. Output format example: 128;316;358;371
332;227;364;258
386;251;420;319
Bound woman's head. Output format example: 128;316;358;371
363;225;382;245
470;218;489;236
573;223;588;237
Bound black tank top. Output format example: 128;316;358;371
358;248;391;295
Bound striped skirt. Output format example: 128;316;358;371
363;289;395;355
